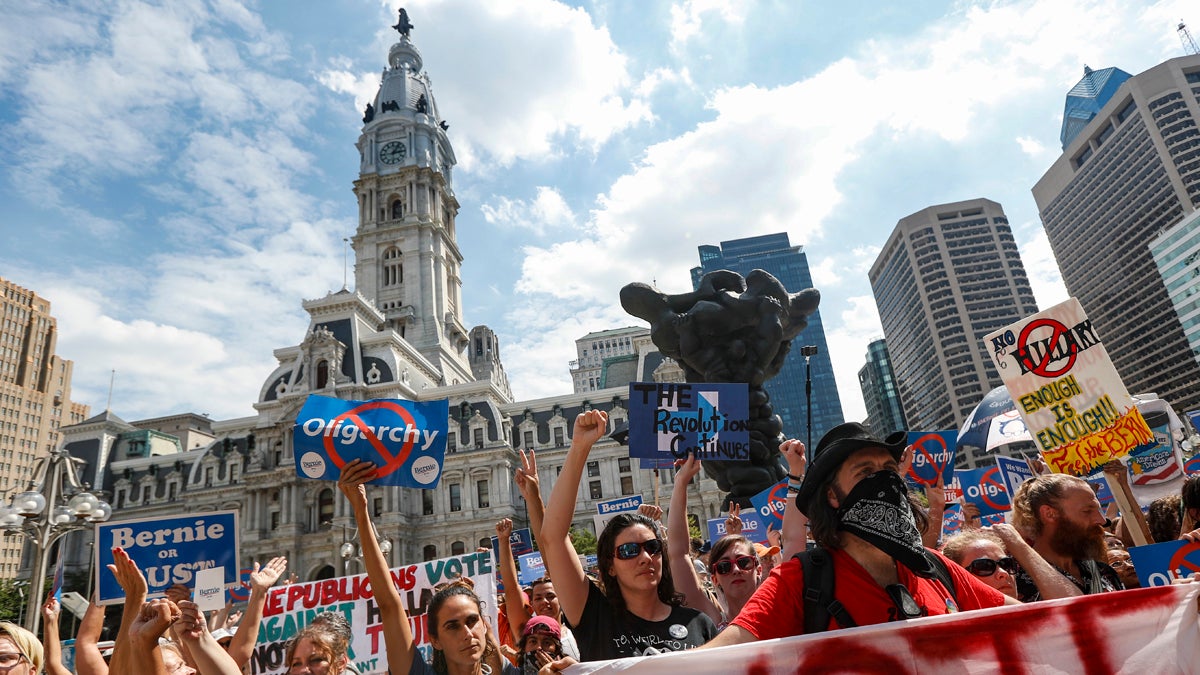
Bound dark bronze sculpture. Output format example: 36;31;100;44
621;269;820;505
392;8;414;37
363;102;375;123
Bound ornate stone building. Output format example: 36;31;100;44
54;16;725;584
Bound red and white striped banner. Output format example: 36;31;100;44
569;584;1200;675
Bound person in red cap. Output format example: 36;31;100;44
702;422;1019;648
516;616;564;674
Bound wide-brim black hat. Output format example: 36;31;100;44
794;422;907;517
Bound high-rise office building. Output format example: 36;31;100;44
0;278;90;578
1033;55;1200;412
690;233;844;444
869;199;1039;431
858;338;907;438
569;326;649;393
1150;209;1200;367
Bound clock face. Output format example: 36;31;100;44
380;141;406;164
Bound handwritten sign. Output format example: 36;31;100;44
95;511;239;605
628;383;750;461
906;431;956;487
985;299;1152;476
293;395;448;488
251;552;495;675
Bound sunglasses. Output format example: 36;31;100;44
965;556;1019;577
615;538;664;560
712;555;758;575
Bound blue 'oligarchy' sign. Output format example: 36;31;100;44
95;511;239;605
1127;540;1200;587
628;382;750;461
905;431;957;487
293;395;449;488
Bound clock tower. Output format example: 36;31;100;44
351;11;472;385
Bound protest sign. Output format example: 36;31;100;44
638;457;676;470
592;495;644;536
627;382;750;461
994;455;1034;496
1126;406;1184;485
1187;409;1200;435
250;551;495;675
984;298;1153;476
905;431;956;487
566;585;1200;675
957;466;1010;517
1127;539;1200;587
518;551;545;586
194;567;227;612
941;503;964;539
293;395;449;488
95;511;239;605
1083;473;1115;506
1186;455;1200;475
749;480;789;530
706;514;765;544
490;527;534;561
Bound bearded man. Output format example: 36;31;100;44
1011;473;1123;602
701;423;1016;647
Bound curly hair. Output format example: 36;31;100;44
596;513;684;616
1147;495;1183;543
1011;473;1088;539
940;529;1004;565
284;618;348;673
1183;475;1200;512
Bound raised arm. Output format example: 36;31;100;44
338;459;416;674
124;598;178;675
174;600;244;675
107;547;148;675
75;597;108;675
41;598;71;675
989;523;1081;600
923;476;946;549
227;556;287;668
668;455;720;623
778;439;809;559
540;410;608;627
496;518;528;642
516;450;546;540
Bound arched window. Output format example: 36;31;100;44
313;565;336;581
391;199;404;220
318;489;334;529
316;360;329;388
451;541;466;555
423;544;438;561
383;247;403;286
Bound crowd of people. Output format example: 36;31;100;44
8;411;1200;674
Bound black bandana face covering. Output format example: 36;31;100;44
836;470;936;577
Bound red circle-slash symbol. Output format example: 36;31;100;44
910;433;948;486
1168;541;1200;578
1017;318;1076;378
322;401;418;479
979;467;1009;511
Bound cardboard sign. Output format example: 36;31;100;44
906;431;957;487
95;511;239;605
628;382;750;461
1127;540;1200;587
1186;409;1200;435
596;495;643;515
984;299;1153;476
250;551;495;675
293;395;448;488
1083;474;1115;506
194;567;227;612
750;480;789;530
518;551;545;586
957;466;1010;517
994;455;1034;496
1186;455;1200;476
941;503;964;539
1127;409;1182;485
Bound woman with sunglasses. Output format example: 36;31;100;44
541;410;717;661
942;524;1081;601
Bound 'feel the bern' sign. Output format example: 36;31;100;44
293;395;448;488
95;511;239;605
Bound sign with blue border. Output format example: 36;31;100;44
95;510;239;605
906;431;957;487
293;395;448;488
1128;540;1200;587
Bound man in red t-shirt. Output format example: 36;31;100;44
703;423;1018;647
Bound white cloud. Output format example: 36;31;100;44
480;187;576;235
1016;135;1046;156
669;0;750;51
1018;227;1070;311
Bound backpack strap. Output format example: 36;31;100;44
923;550;958;607
796;548;857;633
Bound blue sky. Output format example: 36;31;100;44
0;0;1194;425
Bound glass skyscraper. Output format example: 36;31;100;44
690;233;844;445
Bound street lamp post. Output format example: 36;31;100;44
339;524;391;575
0;447;111;634
801;345;819;456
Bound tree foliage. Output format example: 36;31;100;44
568;526;597;556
